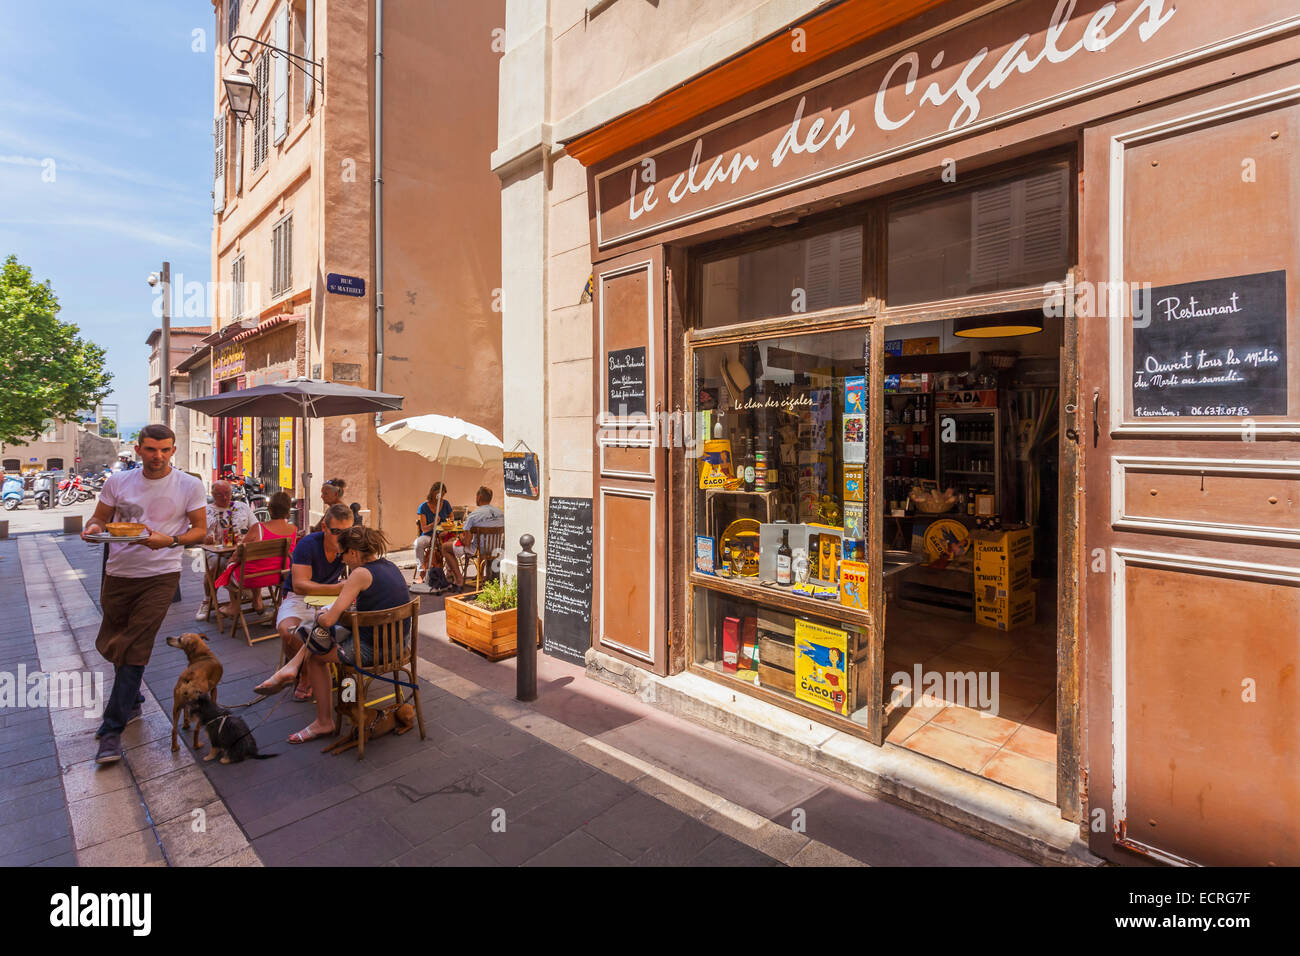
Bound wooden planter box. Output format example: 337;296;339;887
445;591;524;661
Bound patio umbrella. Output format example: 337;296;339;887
177;377;405;526
376;414;503;584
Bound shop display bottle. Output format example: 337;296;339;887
743;437;756;492
776;529;793;585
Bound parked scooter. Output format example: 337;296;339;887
57;473;87;507
2;474;23;511
33;472;54;510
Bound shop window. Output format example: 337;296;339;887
700;224;863;327
692;324;868;667
886;162;1069;306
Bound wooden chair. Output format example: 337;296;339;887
215;537;291;646
459;525;505;590
330;598;426;759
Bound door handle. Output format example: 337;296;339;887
1092;390;1101;447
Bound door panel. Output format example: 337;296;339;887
1081;70;1300;865
593;248;668;674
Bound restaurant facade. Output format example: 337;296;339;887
496;0;1300;866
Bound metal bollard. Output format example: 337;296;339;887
516;534;538;702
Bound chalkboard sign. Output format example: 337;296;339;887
543;496;593;665
607;346;647;416
503;451;539;499
1132;270;1287;418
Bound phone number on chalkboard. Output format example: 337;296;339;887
1135;405;1253;417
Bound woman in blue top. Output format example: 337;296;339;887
255;525;412;744
413;482;453;585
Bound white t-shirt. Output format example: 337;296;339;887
207;500;252;539
99;467;207;578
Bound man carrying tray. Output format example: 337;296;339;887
81;424;207;765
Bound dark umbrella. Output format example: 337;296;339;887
177;377;404;526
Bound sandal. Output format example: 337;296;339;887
288;724;335;744
254;672;296;696
292;686;313;702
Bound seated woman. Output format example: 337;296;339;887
254;525;412;744
214;491;297;620
309;478;347;533
413;482;453;585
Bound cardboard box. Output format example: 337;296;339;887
975;592;1036;631
805;523;842;585
972;527;1033;563
973;562;1032;598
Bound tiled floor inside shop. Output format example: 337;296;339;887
882;586;1057;803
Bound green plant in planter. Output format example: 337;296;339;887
473;577;517;611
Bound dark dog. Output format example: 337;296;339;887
184;693;277;764
166;633;223;753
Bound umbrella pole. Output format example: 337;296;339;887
300;402;311;533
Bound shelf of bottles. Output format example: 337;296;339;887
936;408;999;517
882;391;935;513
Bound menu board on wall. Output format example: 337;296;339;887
503;451;540;499
1131;270;1287;418
607;346;647;416
543;496;593;665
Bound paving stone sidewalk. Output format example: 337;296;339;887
1;520;1028;867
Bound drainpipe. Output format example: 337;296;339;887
373;0;385;529
373;0;385;408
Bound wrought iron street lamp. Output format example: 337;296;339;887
223;32;324;123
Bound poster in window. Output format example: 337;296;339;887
241;418;253;475
842;414;865;463
279;417;293;491
795;619;848;715
1131;270;1286;418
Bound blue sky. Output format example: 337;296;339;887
0;0;215;429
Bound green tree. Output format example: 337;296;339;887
0;255;112;445
100;417;118;438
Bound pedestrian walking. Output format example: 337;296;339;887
81;424;207;765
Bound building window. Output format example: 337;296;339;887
227;0;240;44
886;161;1070;307
252;53;270;171
271;215;293;297
699;223;864;329
231;255;245;319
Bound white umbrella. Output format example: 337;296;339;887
376;414;504;585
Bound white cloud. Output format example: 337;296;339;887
0;217;207;251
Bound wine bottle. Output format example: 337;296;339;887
776;529;793;586
743;437;756;492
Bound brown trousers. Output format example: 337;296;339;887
96;573;182;668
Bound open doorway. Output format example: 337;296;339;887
878;309;1062;803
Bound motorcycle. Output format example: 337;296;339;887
2;474;23;511
57;473;87;507
33;472;53;510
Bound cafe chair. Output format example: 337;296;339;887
216;537;291;646
459;525;505;591
330;598;426;760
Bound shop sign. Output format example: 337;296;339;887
1131;270;1287;418
279;418;293;490
503;451;540;499
595;0;1288;246
794;619;849;716
214;343;245;379
607;346;647;416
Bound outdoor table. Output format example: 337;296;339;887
201;544;237;624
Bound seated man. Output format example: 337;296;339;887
195;479;253;621
440;485;503;593
275;502;355;701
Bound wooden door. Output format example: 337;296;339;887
592;247;668;674
1079;71;1300;866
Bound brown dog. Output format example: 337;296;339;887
165;634;223;752
323;701;416;755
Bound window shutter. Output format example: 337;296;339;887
234;119;243;194
227;0;240;43
253;54;269;169
304;0;315;109
273;5;289;144
284;216;292;290
803;227;862;312
213;113;226;214
969;181;1016;288
1019;166;1069;274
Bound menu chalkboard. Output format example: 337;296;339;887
543;496;593;665
607;346;647;416
1132;270;1287;418
503;451;539;499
